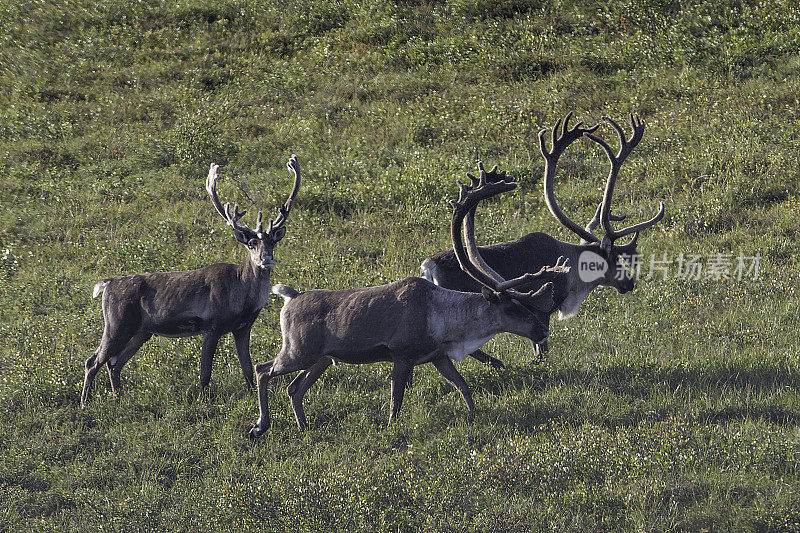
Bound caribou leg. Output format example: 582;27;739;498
82;328;142;408
232;324;255;389
432;355;475;413
107;332;152;395
250;354;312;439
286;357;333;430
532;340;549;364
197;331;222;399
389;360;413;424
469;349;505;369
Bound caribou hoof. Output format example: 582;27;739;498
248;421;270;440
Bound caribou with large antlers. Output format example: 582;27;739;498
82;155;301;407
421;113;664;364
248;170;569;437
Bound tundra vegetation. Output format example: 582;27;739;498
1;0;800;530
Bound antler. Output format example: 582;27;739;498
450;164;569;312
539;112;601;244
584;115;665;241
206;155;302;241
206;163;260;239
461;163;570;288
583;203;627;241
466;161;508;185
460;163;513;285
266;154;301;237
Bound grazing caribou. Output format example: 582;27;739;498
248;171;569;437
82;155;301;407
421;113;664;364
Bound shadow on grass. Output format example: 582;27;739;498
473;360;800;429
476;359;800;396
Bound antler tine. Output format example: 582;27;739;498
609;202;665;239
494;256;571;292
483;161;508;183
584;203;627;238
267;154;302;236
541;111;600;157
539;113;601;244
498;255;573;313
550;114;564;152
604;114;644;161
224;202;247;225
584;114;663;241
467;161;508;187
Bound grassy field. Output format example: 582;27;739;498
2;0;800;530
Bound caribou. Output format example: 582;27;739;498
248;170;569;437
421;113;664;365
82;155;301;407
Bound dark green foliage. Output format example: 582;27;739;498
2;0;800;530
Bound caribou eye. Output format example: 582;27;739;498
247;240;257;249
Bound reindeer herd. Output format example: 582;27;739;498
82;113;664;439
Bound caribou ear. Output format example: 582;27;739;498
232;229;249;244
270;225;287;242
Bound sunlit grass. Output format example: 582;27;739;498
1;0;800;530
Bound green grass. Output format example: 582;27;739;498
2;0;800;530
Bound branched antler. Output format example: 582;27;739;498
584;115;664;241
207;164;261;240
538;112;664;245
539;112;601;244
466;161;508;186
266;154;301;237
207;155;301;241
451;163;569;312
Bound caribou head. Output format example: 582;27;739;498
206;155;301;271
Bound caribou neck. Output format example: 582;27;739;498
554;240;606;319
238;256;273;292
